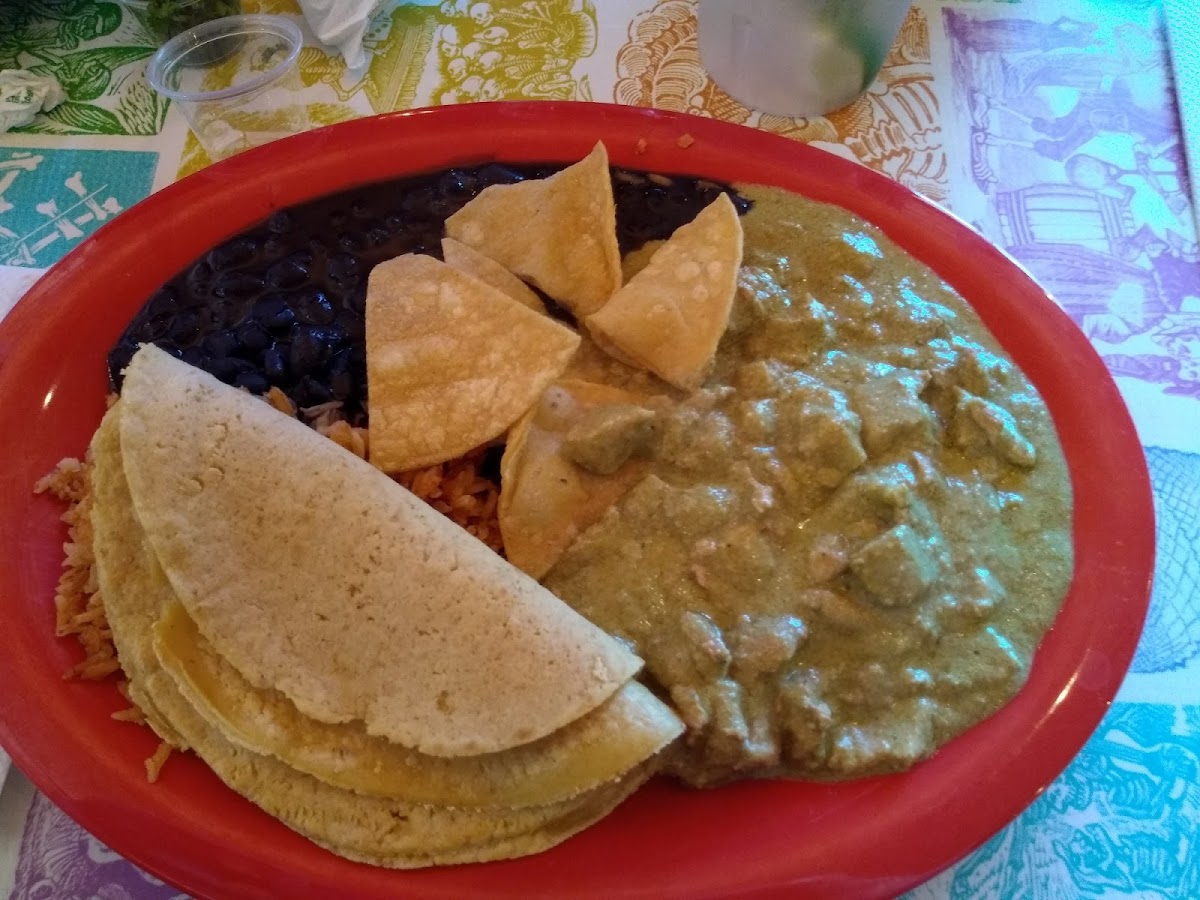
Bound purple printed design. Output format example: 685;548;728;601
11;792;183;900
941;5;1200;413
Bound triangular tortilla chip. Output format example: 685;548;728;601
366;253;580;472
501;380;657;580
586;193;743;391
442;237;546;314
154;600;681;808
445;143;622;318
118;345;640;757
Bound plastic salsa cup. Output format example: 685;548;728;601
117;0;242;45
146;14;308;161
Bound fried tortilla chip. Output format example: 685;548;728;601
119;345;640;758
154;600;681;808
366;253;579;472
441;238;546;314
586;193;743;391
91;424;659;866
501;381;657;580
620;239;664;284
444;143;622;318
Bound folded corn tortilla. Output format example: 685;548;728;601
90;417;657;866
119;345;642;757
89;404;187;750
154;599;681;808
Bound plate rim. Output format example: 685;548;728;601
0;101;1155;900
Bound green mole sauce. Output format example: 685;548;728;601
545;185;1074;785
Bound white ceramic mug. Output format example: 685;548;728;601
697;0;911;118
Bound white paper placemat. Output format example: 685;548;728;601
1164;0;1200;232
0;264;44;323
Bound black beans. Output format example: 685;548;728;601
208;236;258;271
346;284;367;315
334;307;364;343
168;310;204;344
211;271;265;300
109;339;138;377
234;370;270;395
267;210;294;234
266;253;313;290
324;253;361;295
297;376;333;406
107;161;753;421
438;169;474;197
262;236;288;260
180;345;210;369
291;288;335;325
337;232;368;254
235;320;271;353
289;327;333;377
134;309;173;342
252;295;296;331
262;342;288;381
364;221;391;248
209;356;254;384
203;329;239;359
186;262;213;297
398;185;438;219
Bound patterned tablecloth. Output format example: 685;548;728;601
1;1;1197;897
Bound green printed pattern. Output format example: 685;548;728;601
0;2;166;136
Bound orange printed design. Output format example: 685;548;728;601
613;0;945;201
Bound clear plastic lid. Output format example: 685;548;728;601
145;14;302;103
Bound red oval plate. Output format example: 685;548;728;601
0;102;1154;899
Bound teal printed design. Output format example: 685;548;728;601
0;147;157;267
0;2;166;136
907;704;1200;899
1134;447;1200;673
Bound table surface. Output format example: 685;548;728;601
0;1;1197;898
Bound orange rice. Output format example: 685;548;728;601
37;389;506;780
32;456;120;681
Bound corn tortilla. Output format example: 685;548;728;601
441;237;546;314
89;404;186;750
154;600;682;808
586;193;743;391
90;420;658;866
444;143;622;318
118;345;641;757
501;381;656;580
366;253;580;472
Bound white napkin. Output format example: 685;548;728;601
297;0;387;70
0;266;42;790
0;264;45;322
1164;0;1200;234
0;70;64;133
